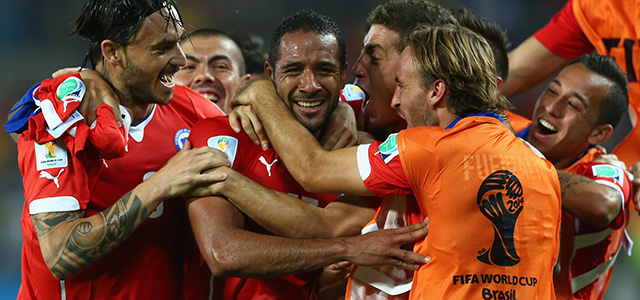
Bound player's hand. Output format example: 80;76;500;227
594;153;626;169
228;104;270;151
145;141;231;200
320;101;358;150
314;261;353;300
52;66;83;78
77;69;123;127
342;218;430;270
628;161;640;216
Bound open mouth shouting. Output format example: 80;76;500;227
535;118;558;135
159;72;176;88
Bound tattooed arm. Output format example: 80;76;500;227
557;171;621;229
31;141;230;280
32;189;154;280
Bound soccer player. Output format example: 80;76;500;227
503;0;640;166
229;24;562;300
517;54;632;300
176;28;251;114
187;11;427;300
12;1;229;299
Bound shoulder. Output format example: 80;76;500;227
170;85;225;120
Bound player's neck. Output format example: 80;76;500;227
122;102;155;124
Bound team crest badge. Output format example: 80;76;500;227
174;128;191;150
207;135;238;166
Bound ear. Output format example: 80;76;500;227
429;79;447;108
101;40;122;66
587;124;613;145
265;62;274;80
340;63;348;89
240;73;252;82
496;76;504;91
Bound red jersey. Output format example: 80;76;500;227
356;116;561;300
554;149;632;300
534;0;640;165
17;84;224;300
188;116;339;300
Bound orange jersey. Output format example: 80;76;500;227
357;116;561;299
507;111;532;133
554;148;632;300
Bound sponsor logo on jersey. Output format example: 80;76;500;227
377;133;399;164
39;169;65;188
591;164;624;186
476;170;523;266
207;135;238;166
258;156;278;177
56;76;85;113
174;128;191;150
35;141;68;170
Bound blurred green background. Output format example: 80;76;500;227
1;0;638;298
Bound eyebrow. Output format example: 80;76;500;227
185;54;233;65
364;43;384;53
551;79;588;107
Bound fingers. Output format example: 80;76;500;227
228;111;242;133
52;67;82;78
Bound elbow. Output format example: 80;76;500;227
48;264;73;280
203;248;241;277
585;191;622;229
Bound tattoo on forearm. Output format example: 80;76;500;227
33;191;150;278
558;171;592;198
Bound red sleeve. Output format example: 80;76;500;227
574;162;632;229
18;135;93;214
357;141;412;197
533;0;594;59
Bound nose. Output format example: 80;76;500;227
299;69;321;94
352;52;366;79
390;85;401;110
193;65;216;84
544;97;565;118
172;43;187;68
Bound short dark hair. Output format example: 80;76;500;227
185;28;247;75
230;31;267;76
450;7;510;81
366;0;458;53
71;0;180;69
569;54;629;129
268;10;346;68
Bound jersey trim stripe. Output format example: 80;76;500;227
572;247;621;293
356;144;372;181
60;280;67;300
352;266;413;295
29;196;80;214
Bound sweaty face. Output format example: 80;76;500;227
119;6;186;105
391;48;436;128
176;35;245;113
267;30;345;135
353;25;406;140
527;63;611;166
